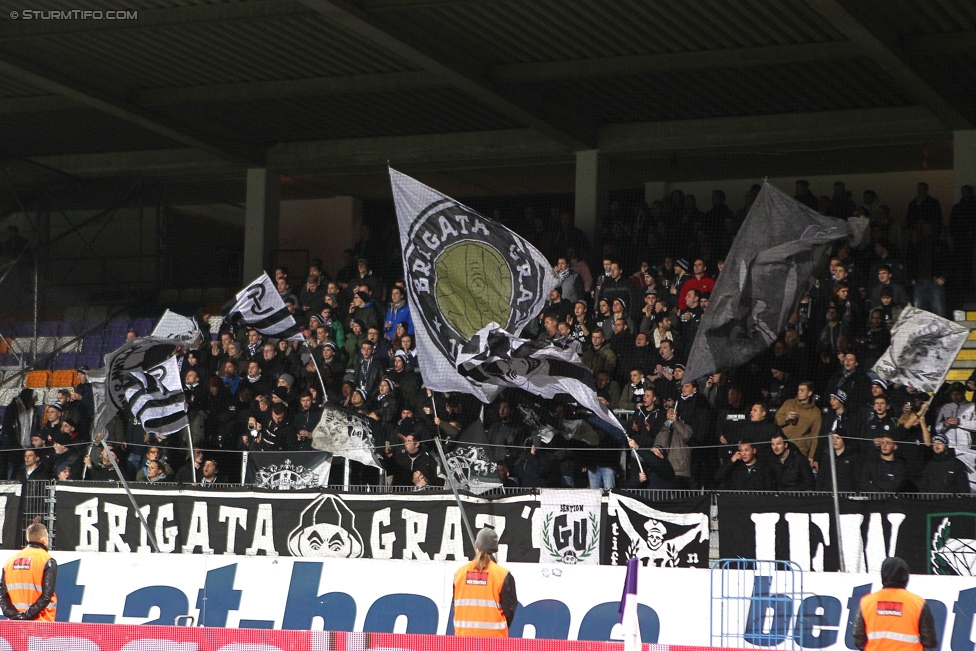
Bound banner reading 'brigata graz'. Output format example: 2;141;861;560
718;493;976;575
54;483;538;560
52;484;711;566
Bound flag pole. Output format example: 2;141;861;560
302;339;329;404
100;438;159;553
430;395;477;550
825;432;845;572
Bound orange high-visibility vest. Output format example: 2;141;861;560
860;588;925;651
453;559;509;637
3;545;57;622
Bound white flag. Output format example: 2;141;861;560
872;306;969;393
457;324;625;435
152;309;202;347
224;272;303;341
311;405;382;469
89;337;189;439
390;168;558;398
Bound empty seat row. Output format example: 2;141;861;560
25;369;79;389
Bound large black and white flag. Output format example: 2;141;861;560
391;168;559;399
245;451;333;490
311;405;382;469
152;309;202;347
223;272;303;341
872;306;969;393
457;324;625;435
685;182;868;381
439;418;502;495
89;338;189;439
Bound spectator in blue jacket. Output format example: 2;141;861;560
384;286;414;341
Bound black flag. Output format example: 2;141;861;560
684;182;867;381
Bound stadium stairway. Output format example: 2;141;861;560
948;313;976;392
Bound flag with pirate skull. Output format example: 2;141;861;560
602;491;710;568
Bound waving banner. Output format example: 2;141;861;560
88;337;188;439
391;168;558;401
872;305;969;393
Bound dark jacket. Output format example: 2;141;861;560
714;457;774;490
815;446;863;492
919;449;971;493
625;447;675;489
859;454;909;492
384;448;439;487
768;441;815;491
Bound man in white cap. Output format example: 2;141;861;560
452;528;517;637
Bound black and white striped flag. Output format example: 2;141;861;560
223;273;303;341
457;324;625;437
89;338;190;439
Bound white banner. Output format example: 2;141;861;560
6;551;976;648
151;309;202;346
537;489;602;565
872;306;969;393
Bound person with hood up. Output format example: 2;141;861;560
853;556;938;651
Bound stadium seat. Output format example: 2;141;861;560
0;338;9;354
25;370;51;388
103;320;129;337
58;321;79;336
10;338;33;354
79;320;101;335
56;337;83;352
11;322;33;337
0;353;16;367
35;337;56;354
53;353;79;370
76;353;103;369
130;318;156;335
38;321;60;337
102;336;126;353
50;369;77;388
81;336;103;354
0;388;19;408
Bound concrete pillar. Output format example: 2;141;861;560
574;150;609;249
954;130;976;201
243;168;280;281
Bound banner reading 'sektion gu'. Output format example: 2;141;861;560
390;168;558;399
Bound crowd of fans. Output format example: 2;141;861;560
2;179;975;495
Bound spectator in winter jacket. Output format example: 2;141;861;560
383;286;414;341
714;440;774;490
860;434;909;492
768;433;814;491
775;381;822;460
815;431;863;492
919;433;971;493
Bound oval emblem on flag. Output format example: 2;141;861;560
404;199;551;359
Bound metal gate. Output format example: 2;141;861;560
711;559;804;649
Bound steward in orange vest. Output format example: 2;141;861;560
453;528;517;637
853;557;937;651
0;523;58;622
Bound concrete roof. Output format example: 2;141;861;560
0;0;973;203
